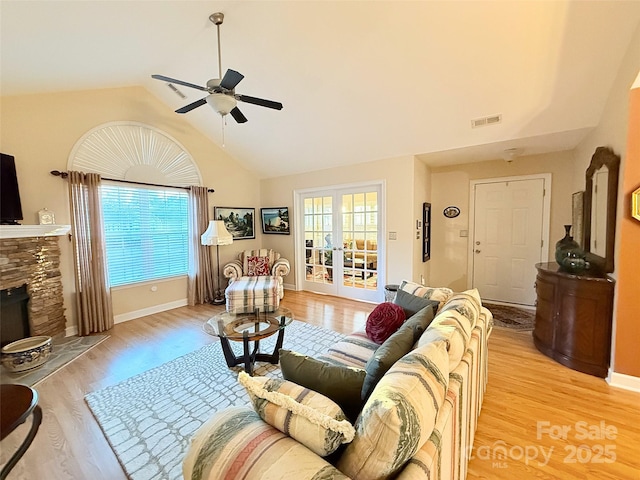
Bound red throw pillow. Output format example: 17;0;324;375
247;256;270;276
365;302;406;344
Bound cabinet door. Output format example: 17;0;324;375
533;274;556;349
555;280;613;374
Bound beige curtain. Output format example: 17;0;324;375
187;186;215;305
68;171;113;335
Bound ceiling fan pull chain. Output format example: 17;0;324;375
221;115;226;147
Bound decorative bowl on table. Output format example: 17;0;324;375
1;336;53;373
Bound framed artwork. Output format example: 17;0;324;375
214;207;255;240
422;202;431;262
261;207;290;234
632;186;640;222
572;191;584;246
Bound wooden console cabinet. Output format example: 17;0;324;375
533;263;614;377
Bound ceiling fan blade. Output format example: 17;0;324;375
175;98;207;114
219;69;244;90
151;74;208;92
230;107;248;123
236;94;283;110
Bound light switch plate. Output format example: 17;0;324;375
389;231;397;240
460;230;468;237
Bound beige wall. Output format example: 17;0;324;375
413;159;431;285
260;155;422;292
428;151;576;290
0;86;261;329
571;23;640;379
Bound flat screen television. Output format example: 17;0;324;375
1;153;24;225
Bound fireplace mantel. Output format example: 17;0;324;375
0;224;71;239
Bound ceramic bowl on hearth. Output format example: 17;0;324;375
1;336;53;373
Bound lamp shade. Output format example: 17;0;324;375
201;220;233;246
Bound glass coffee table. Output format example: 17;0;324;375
204;306;294;375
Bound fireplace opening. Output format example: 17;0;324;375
0;284;30;348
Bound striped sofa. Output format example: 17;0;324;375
184;282;493;480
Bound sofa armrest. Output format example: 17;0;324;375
184;406;349;480
272;258;290;278
223;260;243;283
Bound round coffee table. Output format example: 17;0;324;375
204;306;294;375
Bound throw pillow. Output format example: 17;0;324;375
393;288;440;318
238;372;355;457
246;256;270;276
279;349;366;422
361;305;435;400
398;280;454;310
365;302;406;344
337;339;450;479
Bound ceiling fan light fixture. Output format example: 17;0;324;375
206;94;237;115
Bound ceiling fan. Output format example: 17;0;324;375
151;12;283;124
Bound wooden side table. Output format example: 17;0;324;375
0;384;42;479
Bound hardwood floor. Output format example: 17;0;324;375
1;290;638;479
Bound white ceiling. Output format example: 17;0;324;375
2;1;639;178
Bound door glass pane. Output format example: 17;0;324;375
341;192;378;291
304;195;333;285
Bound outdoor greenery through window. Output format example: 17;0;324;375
101;183;189;287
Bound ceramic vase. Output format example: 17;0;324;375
555;225;579;264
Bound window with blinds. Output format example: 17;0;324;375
101;183;189;287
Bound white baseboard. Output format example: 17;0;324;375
283;282;296;291
606;370;640;392
114;299;189;324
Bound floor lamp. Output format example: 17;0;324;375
201;220;234;305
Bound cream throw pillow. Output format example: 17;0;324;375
238;372;355;457
337;339;450;479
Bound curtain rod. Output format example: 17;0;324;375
50;170;214;193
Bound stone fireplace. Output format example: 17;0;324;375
0;226;70;343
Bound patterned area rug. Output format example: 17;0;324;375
85;320;346;480
2;334;108;387
485;303;535;331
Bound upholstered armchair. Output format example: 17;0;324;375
223;249;290;310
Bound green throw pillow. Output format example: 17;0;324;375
361;305;436;400
393;288;440;318
279;349;366;422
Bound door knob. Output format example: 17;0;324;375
475;241;481;245
475;249;481;253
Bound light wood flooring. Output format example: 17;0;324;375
1;290;638;479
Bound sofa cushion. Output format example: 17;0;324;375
365;302;406;344
398;280;454;310
279;349;366;422
418;323;464;367
238;372;355;457
337;339;450;479
428;289;482;351
183;406;348;480
318;331;379;368
361;305;436;400
393;288;440;318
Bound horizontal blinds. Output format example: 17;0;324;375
101;184;189;287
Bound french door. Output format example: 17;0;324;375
297;184;382;302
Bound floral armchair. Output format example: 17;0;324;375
223;249;290;301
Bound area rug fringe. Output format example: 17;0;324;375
85;320;345;480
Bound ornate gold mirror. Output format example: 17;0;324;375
582;146;620;273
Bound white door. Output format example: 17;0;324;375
472;179;545;305
298;185;382;302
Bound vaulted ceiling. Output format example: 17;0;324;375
2;1;639;178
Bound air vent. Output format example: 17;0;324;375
471;114;502;128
